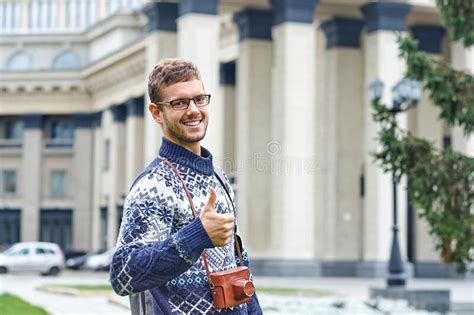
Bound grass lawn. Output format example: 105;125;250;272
40;284;113;296
0;294;49;315
49;284;112;291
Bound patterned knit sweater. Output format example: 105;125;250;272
110;138;262;315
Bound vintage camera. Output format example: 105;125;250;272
208;266;255;309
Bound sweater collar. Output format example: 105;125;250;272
159;137;214;176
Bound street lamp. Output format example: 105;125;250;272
369;78;423;287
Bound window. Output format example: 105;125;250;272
52;51;81;70
4;119;24;139
100;207;108;250
1;170;17;195
44;117;74;148
36;248;46;255
0;118;23;147
6;52;33;72
18;248;29;255
50;119;74;140
0;209;20;248
51;170;66;197
40;209;72;251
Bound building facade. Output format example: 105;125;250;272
0;0;472;278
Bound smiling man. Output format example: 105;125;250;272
110;59;262;315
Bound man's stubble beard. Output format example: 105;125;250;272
163;114;209;145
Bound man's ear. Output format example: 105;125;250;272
148;103;163;124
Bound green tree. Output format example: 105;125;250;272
372;0;474;272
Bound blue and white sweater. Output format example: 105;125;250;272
110;137;262;315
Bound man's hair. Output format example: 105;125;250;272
148;58;201;104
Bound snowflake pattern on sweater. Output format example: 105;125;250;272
110;138;262;315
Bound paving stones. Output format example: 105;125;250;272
259;295;449;314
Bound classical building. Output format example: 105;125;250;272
0;0;472;278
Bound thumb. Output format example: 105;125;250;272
202;188;217;214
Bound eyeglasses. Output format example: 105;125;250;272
156;94;211;111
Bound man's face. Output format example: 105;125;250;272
151;79;209;152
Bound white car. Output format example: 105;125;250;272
84;248;114;271
0;242;65;276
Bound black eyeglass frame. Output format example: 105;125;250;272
155;94;211;111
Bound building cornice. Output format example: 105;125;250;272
82;36;147;77
84;47;146;95
0;92;93;115
84;11;147;42
0;33;84;45
0;71;85;93
0;36;146;94
0;39;146;114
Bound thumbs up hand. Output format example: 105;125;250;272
200;188;234;247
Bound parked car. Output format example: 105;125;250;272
0;242;64;276
84;248;114;271
66;250;104;270
64;250;87;261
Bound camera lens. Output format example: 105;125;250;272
232;280;255;299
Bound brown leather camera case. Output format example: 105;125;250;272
209;266;255;309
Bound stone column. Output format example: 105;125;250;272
142;3;178;165
451;43;474;157
21;114;43;242
21;0;29;30
126;96;145;187
410;25;446;265
57;0;66;29
360;2;411;276
72;113;94;251
219;62;236;174
270;0;318;261
320;17;365;260
91;112;103;251
233;8;273;255
177;0;223;162
107;104;126;247
98;0;108;19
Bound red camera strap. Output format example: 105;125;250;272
160;157;244;280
